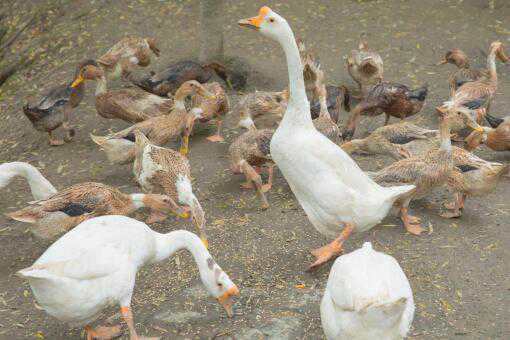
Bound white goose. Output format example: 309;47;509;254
0;162;57;200
321;242;415;340
238;7;415;269
18;215;239;340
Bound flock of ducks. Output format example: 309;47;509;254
1;6;509;340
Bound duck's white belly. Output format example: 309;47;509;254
271;128;391;237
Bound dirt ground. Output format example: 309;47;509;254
0;0;509;339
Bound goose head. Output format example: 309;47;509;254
238;6;291;44
201;257;240;317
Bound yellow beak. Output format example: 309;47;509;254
71;74;84;88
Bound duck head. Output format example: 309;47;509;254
70;59;104;88
489;41;509;63
145;37;160;57
437;49;470;68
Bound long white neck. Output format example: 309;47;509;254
0;162;57;200
153;230;210;267
278;26;313;128
95;76;108;96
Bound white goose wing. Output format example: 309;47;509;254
19;245;129;281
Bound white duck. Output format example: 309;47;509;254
321;242;415;340
0;162;57;200
238;7;415;270
18;215;239;340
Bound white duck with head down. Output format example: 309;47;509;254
18;215;239;340
238;7;415;270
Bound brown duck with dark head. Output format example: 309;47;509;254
23;60;98;146
133;60;237;96
343;81;428;140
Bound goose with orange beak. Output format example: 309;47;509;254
238;7;415;270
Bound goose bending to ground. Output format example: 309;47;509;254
321;242;414;340
18;215;239;340
0;162;57;201
238;7;415;270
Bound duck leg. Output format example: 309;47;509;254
85;325;122;340
48;131;64;146
62;105;75;142
308;223;354;271
179;134;190;155
261;165;274;193
240;159;269;209
384;113;391;126
441;192;465;218
206;119;224;142
400;206;424;235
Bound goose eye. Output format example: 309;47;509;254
269;17;275;23
217;282;223;288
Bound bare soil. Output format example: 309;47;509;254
0;0;509;339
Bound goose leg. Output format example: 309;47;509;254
400;206;424;235
240;160;269;209
307;223;354;271
121;306;139;340
206;119;224;142
85;325;122;340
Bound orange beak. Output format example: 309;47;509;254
217;285;240;318
238;6;270;30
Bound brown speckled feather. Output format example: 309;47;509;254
236;91;287;129
31;182;132;216
95;88;173;123
229;129;274;171
192;82;230;122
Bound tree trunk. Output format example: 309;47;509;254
198;0;224;63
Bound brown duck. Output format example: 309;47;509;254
86;64;174;123
229;123;274;210
465;112;510;152
23;60;98;145
133;60;231;96
133;130;207;245
97;36;160;80
346;34;384;96
341;122;436;160
91;81;214;164
190;82;230;142
343;81;428;140
6;182;178;239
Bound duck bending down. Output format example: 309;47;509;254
346;34;384;97
343;81;428;140
370;109;480;234
465;112;510;152
6;182;181;239
133;130;207;245
86;63;174;123
442;146;509;218
437;49;489;96
190;82;229;142
97;36;160;80
133;60;232;96
438;41;508;117
0;162;57;201
239;7;415;270
18;215;239;340
91;80;214;164
23;60;98;145
229;117;274;209
236;90;288;129
341;122;436;160
321;242;414;340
